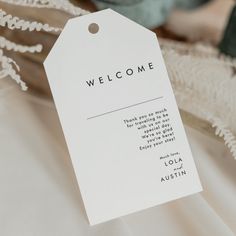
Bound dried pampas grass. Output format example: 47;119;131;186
0;0;88;90
160;39;236;159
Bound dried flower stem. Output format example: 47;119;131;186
211;118;236;159
0;49;27;90
0;9;61;31
0;36;43;53
0;0;90;16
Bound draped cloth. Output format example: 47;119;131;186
0;80;236;236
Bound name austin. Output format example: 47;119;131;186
86;62;154;87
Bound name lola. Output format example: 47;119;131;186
86;62;154;87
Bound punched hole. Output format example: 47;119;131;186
88;23;99;34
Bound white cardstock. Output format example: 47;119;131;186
44;9;202;225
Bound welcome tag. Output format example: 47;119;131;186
44;9;202;225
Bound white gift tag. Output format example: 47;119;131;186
44;9;202;225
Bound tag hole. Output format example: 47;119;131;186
88;23;99;34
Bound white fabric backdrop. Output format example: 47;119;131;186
0;82;236;236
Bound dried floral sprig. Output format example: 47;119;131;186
212;118;236;159
0;0;90;16
0;9;61;31
0;48;27;90
0;36;42;53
